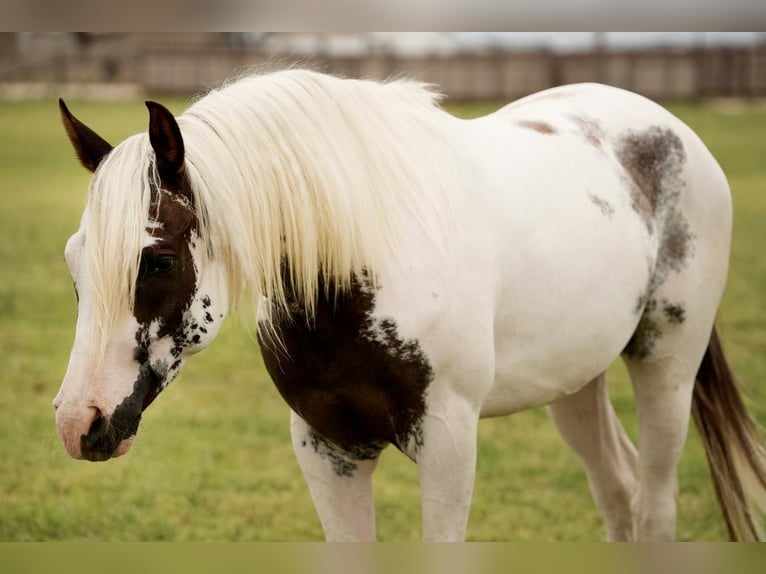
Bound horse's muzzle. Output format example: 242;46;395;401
79;408;141;462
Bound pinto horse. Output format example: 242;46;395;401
54;70;766;541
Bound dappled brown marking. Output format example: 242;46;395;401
615;126;696;315
570;114;605;149
615;126;686;230
660;217;693;272
302;432;384;478
624;298;661;360
587;192;614;218
517;119;557;134
645;206;696;298
662;301;686;325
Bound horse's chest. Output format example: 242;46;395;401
258;280;433;455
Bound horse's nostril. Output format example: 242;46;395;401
81;407;108;451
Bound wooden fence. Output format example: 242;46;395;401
2;42;765;101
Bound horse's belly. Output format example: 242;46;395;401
482;271;645;417
481;276;645;417
486;227;651;415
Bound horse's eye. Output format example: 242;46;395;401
152;255;176;274
139;253;176;281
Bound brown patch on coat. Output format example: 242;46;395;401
302;432;383;477
615;126;686;232
615;126;695;348
645;208;696;299
662;300;686;325
258;272;432;475
587;192;615;218
659;217;693;273
623;296;688;360
623;297;662;360
132;172;204;410
133;177;198;333
517;119;557;135
570;114;605;149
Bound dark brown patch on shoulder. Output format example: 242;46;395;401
615;126;686;232
258;272;432;474
517;119;557;135
570;114;605;149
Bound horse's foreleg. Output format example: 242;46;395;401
415;396;479;541
290;410;381;541
546;373;638;541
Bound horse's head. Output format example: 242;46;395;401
54;100;228;461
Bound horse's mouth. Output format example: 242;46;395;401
79;409;142;462
112;436;135;458
80;436;135;461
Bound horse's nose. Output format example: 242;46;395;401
56;402;106;459
80;407;110;457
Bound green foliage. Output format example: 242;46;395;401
0;98;763;541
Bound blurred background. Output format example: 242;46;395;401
1;32;765;101
1;32;764;541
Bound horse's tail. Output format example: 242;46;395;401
692;326;766;541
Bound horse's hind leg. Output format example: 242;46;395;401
623;275;722;540
290;411;382;541
623;356;700;541
547;374;638;541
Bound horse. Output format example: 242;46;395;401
54;69;766;541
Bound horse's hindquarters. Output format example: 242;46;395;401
460;88;731;417
458;130;651;414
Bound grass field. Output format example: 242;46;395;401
0;95;764;541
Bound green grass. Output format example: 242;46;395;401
0;97;764;541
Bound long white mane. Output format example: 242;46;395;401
84;69;460;349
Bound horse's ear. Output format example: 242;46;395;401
146;101;184;181
59;98;113;173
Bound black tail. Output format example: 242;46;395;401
692;326;766;540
